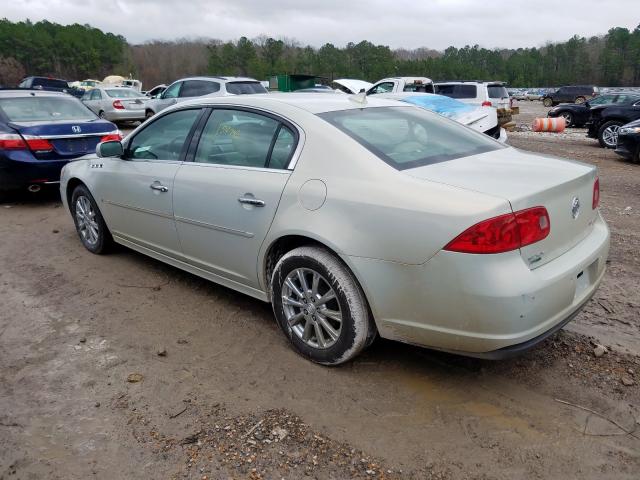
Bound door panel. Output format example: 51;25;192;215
173;164;289;286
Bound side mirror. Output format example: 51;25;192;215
97;140;124;158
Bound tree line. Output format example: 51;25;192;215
1;19;639;89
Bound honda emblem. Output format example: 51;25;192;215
71;125;81;133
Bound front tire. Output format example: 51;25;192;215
598;120;623;148
543;97;553;107
71;185;112;254
271;246;374;365
559;111;574;127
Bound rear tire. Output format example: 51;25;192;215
271;246;374;365
598;120;623;149
71;185;113;254
575;96;586;104
543;97;553;107
559;111;574;127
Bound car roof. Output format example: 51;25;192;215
178;92;405;114
174;76;260;83
0;89;73;98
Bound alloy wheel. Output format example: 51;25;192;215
75;195;100;246
281;268;342;349
602;125;620;148
560;112;573;126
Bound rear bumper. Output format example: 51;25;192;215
105;109;146;122
347;213;610;356
0;153;68;191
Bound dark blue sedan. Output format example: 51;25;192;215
0;89;120;196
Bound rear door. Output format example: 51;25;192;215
95;108;203;256
172;107;297;288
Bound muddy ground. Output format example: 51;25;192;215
1;102;638;479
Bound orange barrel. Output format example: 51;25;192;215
532;117;566;132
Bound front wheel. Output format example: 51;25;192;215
598;120;623;148
145;110;154;120
271;246;375;365
575;96;586;104
543;97;553;107
71;185;112;254
559;111;574;127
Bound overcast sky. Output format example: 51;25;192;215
4;0;638;50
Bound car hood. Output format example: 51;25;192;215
622;118;640;128
332;79;373;94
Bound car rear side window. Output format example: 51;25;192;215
225;82;268;95
319;106;503;171
435;84;477;99
488;85;508;99
193;109;283;168
127;109;201;161
180;80;220;97
0;96;95;122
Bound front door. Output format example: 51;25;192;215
173;108;298;288
94;108;203;256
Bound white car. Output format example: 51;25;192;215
147;76;267;118
435;81;514;125
367;77;435;95
378;92;507;142
60;94;609;365
331;79;373;94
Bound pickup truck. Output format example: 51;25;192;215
367;77;435;95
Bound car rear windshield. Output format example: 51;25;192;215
319;106;503;170
0;96;96;122
32;78;69;89
488;85;508;98
226;82;268;95
434;84;477;99
105;89;144;98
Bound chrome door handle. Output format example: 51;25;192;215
238;197;265;207
150;183;169;193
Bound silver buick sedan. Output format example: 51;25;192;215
60;94;609;365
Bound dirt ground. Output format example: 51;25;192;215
1;102;639;480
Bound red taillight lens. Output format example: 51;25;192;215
113;100;124;110
100;131;122;142
482;101;492;107
592;177;600;209
0;133;27;150
444;207;550;254
25;137;54;152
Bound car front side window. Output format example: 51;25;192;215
162;82;182;99
127;109;201;161
368;82;394;95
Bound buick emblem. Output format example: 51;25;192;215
71;125;82;133
571;196;581;219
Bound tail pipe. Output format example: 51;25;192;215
27;184;42;193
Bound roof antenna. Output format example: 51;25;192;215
348;91;367;106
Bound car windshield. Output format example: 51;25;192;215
0;96;96;122
488;85;508;99
319;106;504;170
225;82;268;95
588;95;615;105
105;89;144;98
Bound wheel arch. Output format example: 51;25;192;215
65;177;86;209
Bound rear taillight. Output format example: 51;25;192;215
482;101;492;107
444;207;550;254
0;134;53;152
24;137;54;152
100;130;123;142
113;100;124;110
0;133;27;150
592;177;600;209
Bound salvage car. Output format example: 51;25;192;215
378;92;507;142
60;94;609;365
586;92;640;148
82;87;149;123
434;81;514;126
614;119;640;163
546;93;623;127
0;89;119;197
331;79;373;94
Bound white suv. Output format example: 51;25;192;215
147;76;267;118
434;81;513;125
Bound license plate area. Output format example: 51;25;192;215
53;137;97;154
574;259;598;299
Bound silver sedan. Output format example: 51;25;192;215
82;87;149;123
60;94;609;365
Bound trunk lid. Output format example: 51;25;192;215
405;147;598;268
9;119;116;159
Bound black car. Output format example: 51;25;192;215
18;76;84;98
547;92;636;127
615;119;640;162
541;85;599;107
586;93;640;148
